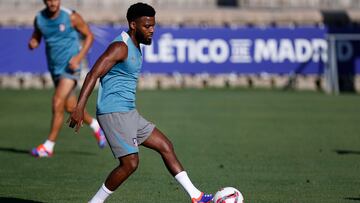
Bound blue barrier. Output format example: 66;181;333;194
0;25;359;74
0;27;47;73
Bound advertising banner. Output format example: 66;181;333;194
89;25;328;74
1;25;359;75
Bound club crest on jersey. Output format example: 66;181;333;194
133;138;138;146
59;24;65;32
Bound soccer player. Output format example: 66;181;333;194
28;0;106;157
68;2;213;203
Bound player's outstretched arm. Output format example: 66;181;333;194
68;41;128;132
28;18;42;50
69;12;94;69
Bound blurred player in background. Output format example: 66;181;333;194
28;0;106;157
68;2;213;203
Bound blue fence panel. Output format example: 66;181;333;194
142;26;327;74
88;26;328;74
0;25;358;75
0;27;47;73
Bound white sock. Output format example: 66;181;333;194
89;183;113;203
43;140;55;153
90;119;100;132
175;171;202;199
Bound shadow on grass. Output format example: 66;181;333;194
0;147;29;154
0;147;96;157
344;197;360;201
334;149;360;155
0;197;44;203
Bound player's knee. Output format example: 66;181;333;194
161;140;175;154
52;97;65;112
127;160;139;173
121;155;139;173
65;103;75;113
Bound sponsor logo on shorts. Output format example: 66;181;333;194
133;138;138;146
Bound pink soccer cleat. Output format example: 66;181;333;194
30;144;53;158
94;128;107;148
192;193;214;203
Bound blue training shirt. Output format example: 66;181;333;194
96;31;143;115
36;7;80;77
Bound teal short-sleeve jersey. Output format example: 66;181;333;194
36;7;80;77
96;31;143;115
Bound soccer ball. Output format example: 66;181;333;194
213;187;244;203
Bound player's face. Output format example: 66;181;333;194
44;0;61;13
135;16;155;45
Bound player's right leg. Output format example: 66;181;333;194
65;94;106;148
31;78;76;157
89;154;139;203
83;109;107;148
89;111;141;203
105;154;139;190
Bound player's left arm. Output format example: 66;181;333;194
28;17;42;50
69;11;94;69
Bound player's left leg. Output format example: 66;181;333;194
65;94;106;148
141;128;213;203
141;128;183;174
31;78;75;157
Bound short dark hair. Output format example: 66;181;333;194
126;2;156;22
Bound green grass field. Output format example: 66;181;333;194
1;88;360;203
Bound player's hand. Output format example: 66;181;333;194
28;39;39;50
67;107;84;133
68;55;81;70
